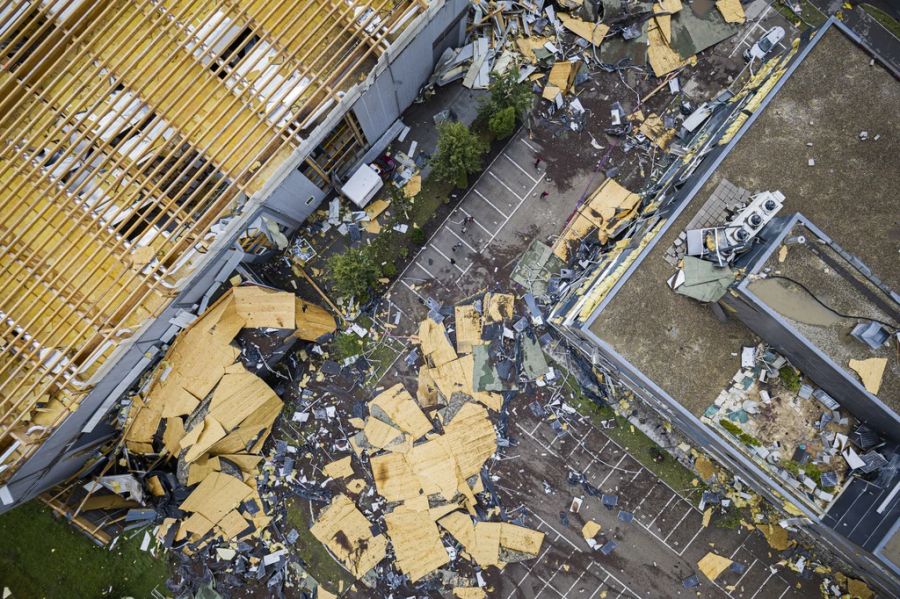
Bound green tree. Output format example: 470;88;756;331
479;67;534;121
489;106;517;139
430;121;488;188
327;247;381;301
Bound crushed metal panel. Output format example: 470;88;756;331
670;4;739;57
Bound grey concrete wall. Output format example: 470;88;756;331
723;291;900;441
261;169;327;224
352;0;468;142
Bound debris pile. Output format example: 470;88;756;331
70;285;338;589
303;293;550;593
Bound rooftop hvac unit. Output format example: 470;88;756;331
724;190;784;246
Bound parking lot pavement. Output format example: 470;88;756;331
485;411;823;599
386;128;566;326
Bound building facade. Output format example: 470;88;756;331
0;0;469;510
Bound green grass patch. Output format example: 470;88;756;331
0;501;169;598
284;498;354;595
567;392;700;493
862;4;900;38
365;336;406;386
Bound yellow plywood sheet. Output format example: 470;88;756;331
232;286;295;329
404;175;422;198
180;472;254;525
848;358;887;394
647;25;692;77
716;0;746;23
208;370;281;431
384;509;449;582
417;367;439;407
516;36;551;64
216;509;250;540
757;523;794;551
483;293;515;322
183;416;227;463
294;298;337;341
439;511;477;550
371;452;423;502
697;552;732;581
559;13;609;46
427;354;503;411
418;318;458;367
547;62;576;95
582;520;601;539
364;417;406;450
370;384;433;438
455;305;483;354
323;456;354;479
542;85;562;102
365;198;391;220
639;113;676;150
453;588;487;599
310;494;388;578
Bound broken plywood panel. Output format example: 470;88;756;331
232;285;295;329
483;293;515;323
559;13;609;46
384;508;449;582
418;318;458;367
697;552;732;580
716;0;745;24
310;494;388;578
370;383;432;438
455;305;484;354
180;471;254;525
293;297;337;341
548;61;577;95
848;358;887;394
427;354;503;411
323;456;354;479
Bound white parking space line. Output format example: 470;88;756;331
749;570;778;599
445;226;478;252
414;259;438;280
489;170;525;201
457;207;494;235
648;494;677;526
663;504;693;541
678;524;706;556
503;152;539;183
733;558;758;588
532;513;580;551
400;279;426;301
474;188;510;218
597;454;626;487
429;243;465;272
521;137;540;153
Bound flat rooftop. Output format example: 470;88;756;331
588;26;900;416
746;221;899;412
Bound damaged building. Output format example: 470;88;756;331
551;18;900;595
0;0;474;511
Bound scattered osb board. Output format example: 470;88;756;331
516;36;551;63
323;456;354;479
639;113;676;150
426;354;503;411
702;507;712;527
208;371;280;430
845;576;875;599
559;13;609;46
293;297;337;341
440;514;542;568
370;384;432;438
698;552;732;580
453;588;487;599
499;523;544;557
647;22;692;77
310;494;388;578
232;285;295;329
418;318;458;367
552;178;641;259
547;61;577;95
371;452;423;502
542;84;561;102
365;198;391;221
384;508;450;582
582;520;601;539
364;417;406;451
404;174;422;198
757;523;794;551
183;416;227;463
417;367;439;407
483;293;514;323
455;305;484;354
695;455;715;481
848;358;886;394
180;472;254;525
716;0;745;23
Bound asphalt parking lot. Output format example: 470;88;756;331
386;128;571;323
485;410;825;599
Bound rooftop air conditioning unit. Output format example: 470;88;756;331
724;190;784;246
